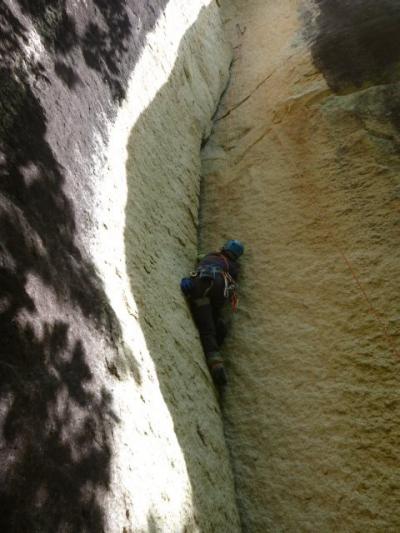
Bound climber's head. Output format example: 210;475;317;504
221;239;244;260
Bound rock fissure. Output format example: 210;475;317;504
216;69;277;121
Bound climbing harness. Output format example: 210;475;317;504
189;253;239;312
194;265;224;280
181;252;239;311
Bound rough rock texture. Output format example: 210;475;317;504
201;0;400;531
0;1;240;531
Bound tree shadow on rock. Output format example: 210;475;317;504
0;319;119;532
14;0;170;102
0;67;124;525
0;2;180;530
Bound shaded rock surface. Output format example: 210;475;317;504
0;1;240;531
201;0;400;531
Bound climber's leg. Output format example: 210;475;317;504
190;293;219;357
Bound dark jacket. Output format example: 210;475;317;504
197;251;240;281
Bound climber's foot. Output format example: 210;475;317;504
211;362;228;388
206;352;227;389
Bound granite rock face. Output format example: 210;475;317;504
201;0;400;531
0;1;240;531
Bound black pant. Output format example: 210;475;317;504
190;276;228;358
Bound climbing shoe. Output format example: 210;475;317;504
211;363;228;387
206;352;228;387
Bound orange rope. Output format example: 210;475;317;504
326;227;400;359
272;128;400;360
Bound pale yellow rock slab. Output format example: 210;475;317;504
89;1;241;530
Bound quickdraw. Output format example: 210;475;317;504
220;255;239;313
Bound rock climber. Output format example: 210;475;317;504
180;239;244;389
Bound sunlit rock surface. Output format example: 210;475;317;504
201;0;400;531
0;1;240;531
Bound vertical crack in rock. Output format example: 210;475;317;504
215;69;276;122
198;56;234;253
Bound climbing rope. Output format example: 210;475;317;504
220;253;239;312
272;126;400;360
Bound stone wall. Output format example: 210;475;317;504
0;1;240;531
201;0;400;530
3;0;399;530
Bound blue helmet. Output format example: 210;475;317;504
222;239;244;259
